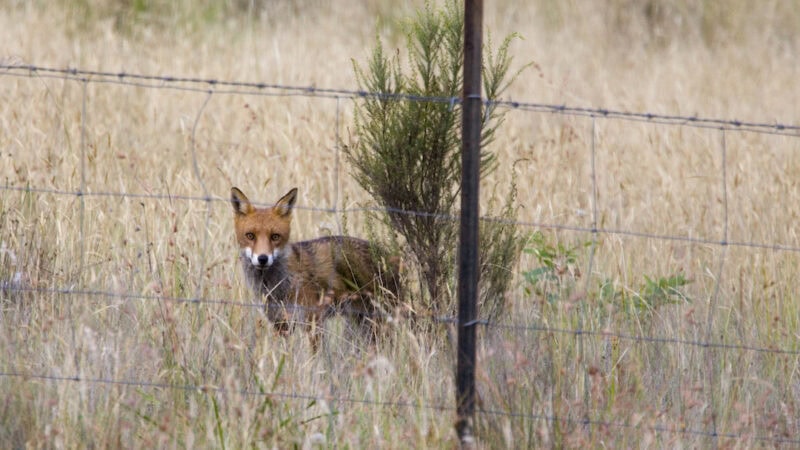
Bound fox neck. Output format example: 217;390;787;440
241;250;293;302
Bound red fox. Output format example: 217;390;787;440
231;187;401;351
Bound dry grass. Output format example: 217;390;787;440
1;0;799;447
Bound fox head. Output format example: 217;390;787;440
230;187;298;269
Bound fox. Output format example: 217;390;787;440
230;186;401;351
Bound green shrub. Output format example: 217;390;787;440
347;0;524;316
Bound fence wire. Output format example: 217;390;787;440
3;283;799;357
3;63;799;136
1;369;797;445
2;64;799;446
3;183;799;254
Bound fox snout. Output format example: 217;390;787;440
241;246;278;268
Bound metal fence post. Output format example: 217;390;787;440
455;0;483;446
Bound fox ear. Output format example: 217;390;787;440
274;187;298;217
231;187;253;215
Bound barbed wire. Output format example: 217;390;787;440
3;184;800;256
2;62;799;445
0;369;795;445
0;369;454;412
2;284;798;358
2;63;799;136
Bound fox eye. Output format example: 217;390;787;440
245;232;255;241
270;233;281;242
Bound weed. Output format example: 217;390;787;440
521;231;589;304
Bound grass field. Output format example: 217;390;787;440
2;0;800;447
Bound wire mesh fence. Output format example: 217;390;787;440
1;63;799;446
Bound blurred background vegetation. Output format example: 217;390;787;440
22;0;795;50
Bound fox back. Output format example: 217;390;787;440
231;187;401;349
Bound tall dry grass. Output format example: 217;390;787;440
1;0;799;447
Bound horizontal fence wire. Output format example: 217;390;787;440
2;63;799;136
2;184;800;255
2;63;800;446
0;369;796;445
2;284;799;358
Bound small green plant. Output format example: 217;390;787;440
636;272;691;311
522;232;690;319
597;273;691;323
521;231;589;304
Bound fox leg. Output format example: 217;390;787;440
266;301;292;336
297;286;333;353
308;322;322;353
306;308;331;353
342;292;382;345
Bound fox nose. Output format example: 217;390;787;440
257;254;270;266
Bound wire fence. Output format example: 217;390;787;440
2;63;800;446
0;370;794;446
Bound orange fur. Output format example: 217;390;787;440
231;187;401;351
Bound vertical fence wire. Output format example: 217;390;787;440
78;79;88;287
326;94;344;445
188;90;215;380
581;117;600;436
334;96;342;220
704;129;729;446
190;90;214;300
73;77;89;433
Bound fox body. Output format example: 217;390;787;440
231;187;400;349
